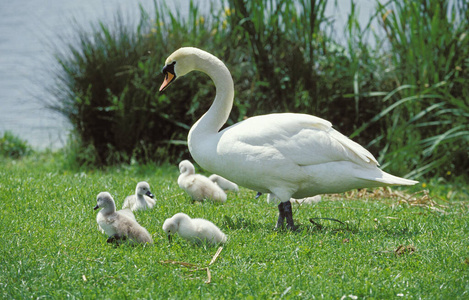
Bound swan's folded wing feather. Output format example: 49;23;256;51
327;128;378;165
221;113;378;167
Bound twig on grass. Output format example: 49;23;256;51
205;268;212;284
397;190;448;213
209;246;223;266
310;217;346;226
160;246;224;284
309;217;350;231
309;218;323;230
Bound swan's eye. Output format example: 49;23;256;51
162;61;176;74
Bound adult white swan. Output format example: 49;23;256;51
159;47;418;229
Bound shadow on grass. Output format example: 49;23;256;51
292;216;424;238
223;212;424;239
223;214;266;231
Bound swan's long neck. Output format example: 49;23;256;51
189;54;234;138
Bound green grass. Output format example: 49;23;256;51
0;131;33;159
1;154;468;298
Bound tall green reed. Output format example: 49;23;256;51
225;0;386;146
49;1;230;166
367;0;469;177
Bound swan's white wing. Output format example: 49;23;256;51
327;127;378;165
219;113;377;168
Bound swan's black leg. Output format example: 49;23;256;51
283;201;296;230
275;202;286;229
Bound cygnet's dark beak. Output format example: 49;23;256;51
94;204;99;210
255;192;263;199
168;234;172;243
146;190;155;198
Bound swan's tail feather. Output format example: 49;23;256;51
371;171;419;186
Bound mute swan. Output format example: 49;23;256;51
162;212;227;245
94;192;153;244
160;47;418;230
209;174;239;192
122;181;156;211
178;160;227;203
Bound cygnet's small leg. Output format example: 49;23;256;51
107;234;127;244
283;201;296;230
107;234;119;243
275;202;286;229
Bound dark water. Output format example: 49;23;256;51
0;0;374;149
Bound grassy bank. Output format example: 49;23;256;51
1;154;468;298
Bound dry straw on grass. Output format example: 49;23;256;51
326;187;448;213
160;246;223;284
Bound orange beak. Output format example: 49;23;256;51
159;72;175;92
